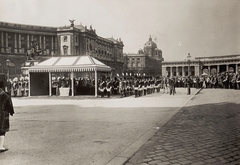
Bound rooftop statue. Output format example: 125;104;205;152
69;19;75;27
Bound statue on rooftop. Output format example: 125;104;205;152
69;19;75;27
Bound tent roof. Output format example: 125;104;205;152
28;55;111;72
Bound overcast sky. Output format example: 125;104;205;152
0;0;240;60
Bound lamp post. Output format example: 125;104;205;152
6;58;10;80
187;53;191;76
187;53;191;95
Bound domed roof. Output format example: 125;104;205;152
144;35;157;49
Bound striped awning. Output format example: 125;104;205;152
28;55;111;73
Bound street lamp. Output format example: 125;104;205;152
6;58;10;80
187;53;191;76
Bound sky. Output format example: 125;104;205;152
0;0;240;61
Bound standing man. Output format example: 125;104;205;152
106;77;112;98
0;81;14;152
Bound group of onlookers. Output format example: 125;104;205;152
175;71;240;90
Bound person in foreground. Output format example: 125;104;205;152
0;81;14;152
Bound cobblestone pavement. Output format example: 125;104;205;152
125;89;240;165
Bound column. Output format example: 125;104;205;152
95;70;98;97
226;65;229;72
235;64;238;73
14;33;17;53
51;36;54;56
182;67;185;76
5;32;8;50
0;32;3;52
176;67;179;76
208;66;210;74
162;66;167;77
55;36;57;54
71;72;74;96
28;73;31;97
39;36;42;49
194;66;199;76
43;36;46;49
19;34;21;53
51;36;54;50
170;67;172;77
1;32;4;47
217;65;220;73
49;72;52;96
27;34;30;49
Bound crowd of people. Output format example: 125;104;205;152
5;75;29;97
96;71;240;98
5;71;240;98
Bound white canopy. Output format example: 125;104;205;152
27;55;111;97
28;55;111;73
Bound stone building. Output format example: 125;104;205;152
162;54;240;77
0;21;124;78
124;35;164;75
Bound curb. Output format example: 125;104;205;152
106;88;203;165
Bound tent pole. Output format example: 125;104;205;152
95;70;97;97
49;72;52;96
71;72;74;96
28;72;31;97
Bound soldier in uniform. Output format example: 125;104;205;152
134;77;139;98
169;77;174;95
222;72;229;89
143;78;148;95
119;78;124;98
98;79;106;98
106;77;112;98
236;72;240;89
112;77;119;95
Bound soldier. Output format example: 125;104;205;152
134;78;139;98
143;78;148;95
119;78;124;98
236;72;240;89
106;77;112;98
138;78;144;97
222;72;229;89
112;77;119;95
98;79;106;98
169;77;175;95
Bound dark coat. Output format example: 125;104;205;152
0;89;14;133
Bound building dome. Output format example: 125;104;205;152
144;35;157;50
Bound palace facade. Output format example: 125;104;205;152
123;36;164;75
162;54;240;77
0;21;124;78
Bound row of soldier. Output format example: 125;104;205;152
5;76;29;97
168;72;240;90
98;76;177;98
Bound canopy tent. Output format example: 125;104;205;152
27;55;112;97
